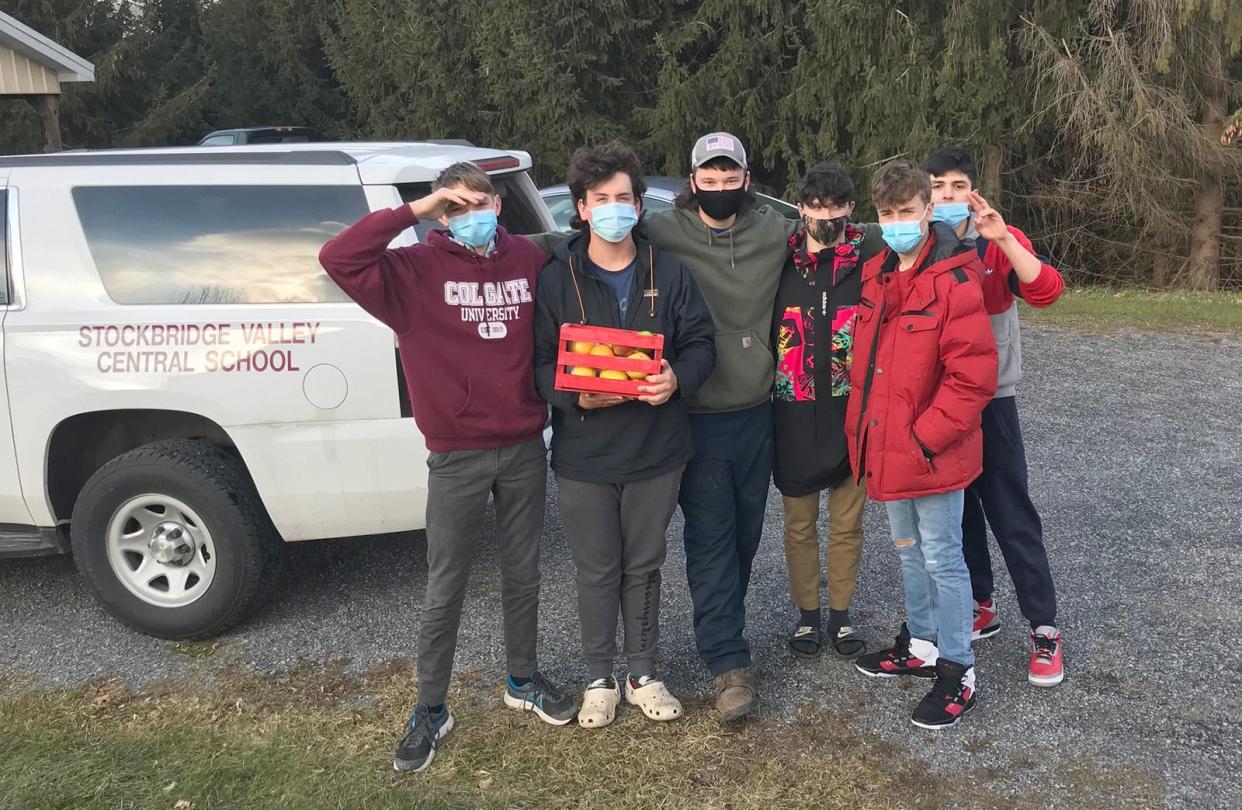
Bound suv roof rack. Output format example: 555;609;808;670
0;149;357;168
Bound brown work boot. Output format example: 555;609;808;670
714;667;756;721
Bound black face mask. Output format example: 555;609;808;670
805;214;848;246
695;186;747;221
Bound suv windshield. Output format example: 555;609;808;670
398;172;543;244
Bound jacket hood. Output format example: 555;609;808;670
864;221;977;283
426;225;515;259
550;229;587;264
925;221;973;267
550;229;657;274
668;204;768;240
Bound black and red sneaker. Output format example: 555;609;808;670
855;622;937;679
911;659;977;730
972;598;1000;640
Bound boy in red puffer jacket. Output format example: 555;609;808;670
846;159;997;730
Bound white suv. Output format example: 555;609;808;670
0;142;556;639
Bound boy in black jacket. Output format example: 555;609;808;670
773;163;884;660
534;142;716;729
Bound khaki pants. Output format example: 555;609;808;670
782;478;866;612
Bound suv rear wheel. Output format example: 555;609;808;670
70;440;281;639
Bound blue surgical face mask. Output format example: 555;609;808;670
880;214;928;255
931;201;971;227
447;208;498;248
588;202;639;243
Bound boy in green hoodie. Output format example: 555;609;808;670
644;132;794;720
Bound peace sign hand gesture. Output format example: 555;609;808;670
968;191;1011;245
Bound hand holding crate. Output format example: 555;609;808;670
553;324;665;399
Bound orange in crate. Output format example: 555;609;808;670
554;324;665;399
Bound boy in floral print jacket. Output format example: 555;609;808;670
772;163;884;660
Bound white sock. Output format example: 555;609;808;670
909;637;939;666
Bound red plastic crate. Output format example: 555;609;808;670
553;324;665;399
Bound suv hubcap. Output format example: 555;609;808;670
105;495;217;608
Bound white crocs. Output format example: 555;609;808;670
577;679;621;729
624;675;683;722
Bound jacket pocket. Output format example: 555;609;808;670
455;371;543;440
911;431;937;473
691;328;774;411
897;312;939;335
856;297;877;324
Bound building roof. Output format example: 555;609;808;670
0;11;94;82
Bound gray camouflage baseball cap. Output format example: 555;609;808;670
691;132;748;170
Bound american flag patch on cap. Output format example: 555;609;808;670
706;135;735;151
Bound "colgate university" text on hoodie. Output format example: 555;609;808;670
319;205;547;451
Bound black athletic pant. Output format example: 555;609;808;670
961;396;1058;628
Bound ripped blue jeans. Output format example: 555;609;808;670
886;490;974;667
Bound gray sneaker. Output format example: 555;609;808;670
393;704;454;773
502;671;578;726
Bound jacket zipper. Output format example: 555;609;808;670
852;293;887;482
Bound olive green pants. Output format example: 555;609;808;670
781;478;866;612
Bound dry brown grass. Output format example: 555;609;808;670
0;662;1162;809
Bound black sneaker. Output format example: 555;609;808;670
393;704;454;773
911;659;977;730
854;622;937;679
502;671;578;726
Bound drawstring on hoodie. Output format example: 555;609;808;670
567;255;588;324
568;246;658;323
706;225;736;268
648;244;656;317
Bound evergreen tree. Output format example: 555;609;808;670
201;0;346;134
1021;0;1242;289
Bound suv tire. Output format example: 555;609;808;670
70;440;281;639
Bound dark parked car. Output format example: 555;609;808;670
198;127;326;146
539;175;800;231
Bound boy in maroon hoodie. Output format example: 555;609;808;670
319;163;576;774
846;159;997;729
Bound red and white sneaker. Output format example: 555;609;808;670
972;598;1001;640
1028;625;1064;687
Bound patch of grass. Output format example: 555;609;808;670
0;663;1160;810
1023;288;1242;333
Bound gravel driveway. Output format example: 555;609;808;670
1;325;1239;808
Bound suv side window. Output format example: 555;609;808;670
73;185;369;305
0;190;8;306
199;135;236;146
398;172;544;244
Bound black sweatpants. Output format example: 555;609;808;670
961;396;1058;628
678;401;773;677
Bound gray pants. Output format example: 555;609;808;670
556;466;684;680
417;438;547;706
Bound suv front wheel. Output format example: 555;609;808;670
70;440;282;639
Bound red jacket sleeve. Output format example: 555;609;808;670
318;205;424;334
988;226;1065;309
912;272;998;455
